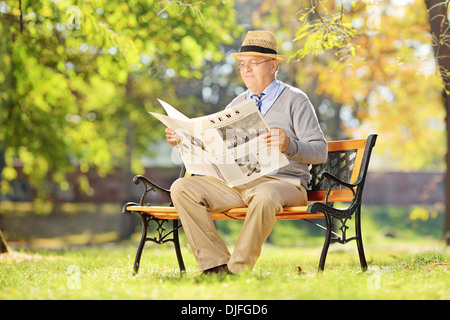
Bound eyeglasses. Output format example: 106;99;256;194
234;59;273;69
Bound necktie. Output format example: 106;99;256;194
251;93;265;112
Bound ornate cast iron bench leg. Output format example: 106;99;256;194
133;213;149;274
123;202;186;275
318;213;333;272
132;215;186;275
123;175;186;275
308;186;369;272
355;204;368;271
173;219;186;272
317;212;368;272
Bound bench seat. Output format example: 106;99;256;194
125;188;356;220
126;204;324;221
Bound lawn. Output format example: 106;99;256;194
0;204;449;301
0;242;448;300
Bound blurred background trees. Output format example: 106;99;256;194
0;0;241;210
0;0;448;248
0;0;241;248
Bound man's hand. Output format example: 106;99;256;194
261;127;290;153
165;128;179;147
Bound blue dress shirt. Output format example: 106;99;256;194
246;79;286;116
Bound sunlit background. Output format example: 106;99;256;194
0;0;447;250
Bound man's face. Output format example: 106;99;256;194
239;55;278;94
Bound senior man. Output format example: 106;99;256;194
165;30;327;275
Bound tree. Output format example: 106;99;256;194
0;0;240;251
0;230;8;253
425;0;450;244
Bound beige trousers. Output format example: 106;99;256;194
170;175;307;274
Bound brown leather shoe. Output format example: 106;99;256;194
202;264;233;276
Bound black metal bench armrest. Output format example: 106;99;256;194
122;201;139;214
132;175;171;206
307;171;360;218
307;198;360;220
133;175;170;193
322;171;359;203
319;172;358;190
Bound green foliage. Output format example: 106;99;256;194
294;1;358;60
0;0;240;210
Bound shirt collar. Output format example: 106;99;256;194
246;78;280;99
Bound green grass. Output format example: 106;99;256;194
1;204;448;300
1;242;448;300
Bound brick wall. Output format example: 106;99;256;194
363;171;444;206
2;166;445;207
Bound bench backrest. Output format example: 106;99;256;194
307;134;377;202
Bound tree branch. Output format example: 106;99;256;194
425;0;450;86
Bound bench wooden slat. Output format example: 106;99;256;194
125;205;326;221
327;138;366;152
350;146;366;184
306;189;354;202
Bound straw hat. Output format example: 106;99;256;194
231;30;285;62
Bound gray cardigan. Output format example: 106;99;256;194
226;82;327;188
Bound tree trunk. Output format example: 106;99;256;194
119;75;138;240
0;148;8;253
425;0;450;245
0;230;8;254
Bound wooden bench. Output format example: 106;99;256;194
123;134;377;274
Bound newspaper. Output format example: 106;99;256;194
150;99;289;187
